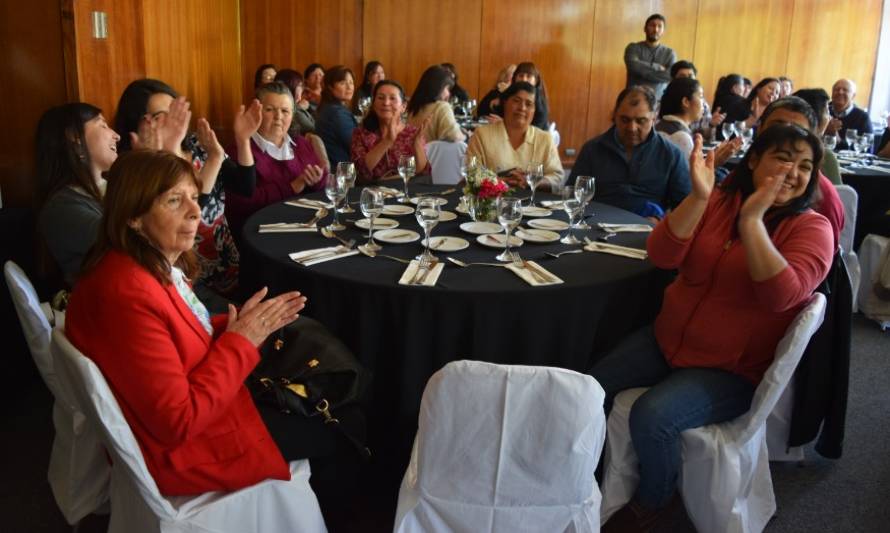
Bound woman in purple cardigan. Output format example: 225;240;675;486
225;82;326;236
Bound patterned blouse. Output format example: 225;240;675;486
350;124;427;182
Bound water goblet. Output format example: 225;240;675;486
415;197;441;263
359;188;384;252
721;122;734;141
845;129;858;151
337;162;357;213
524;162;544;207
823;134;837;153
496;196;523;262
573;176;596;230
560;186;583;245
397;155;416;203
324;172;348;231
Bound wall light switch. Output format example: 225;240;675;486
91;11;108;39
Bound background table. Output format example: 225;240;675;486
240;185;671;418
838;158;890;249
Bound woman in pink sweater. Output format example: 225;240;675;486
594;124;834;532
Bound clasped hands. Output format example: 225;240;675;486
226;287;307;347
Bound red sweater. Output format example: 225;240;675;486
66;251;289;495
648;190;834;384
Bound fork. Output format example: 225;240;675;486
517;260;549;283
545;249;584;259
447;257;507;268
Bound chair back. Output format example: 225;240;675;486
51;328;177;519
396;360;605;532
731;293;827;444
835;184;858;255
305;133;330;171
425;140;467;184
4;261;60;395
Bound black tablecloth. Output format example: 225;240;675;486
838;159;890;249
240;185;670;417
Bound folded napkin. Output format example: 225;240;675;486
597;222;653;233
505;260;563;286
289;246;358;266
398;260;444;286
258;222;317;233
285;198;333;210
584;241;648;260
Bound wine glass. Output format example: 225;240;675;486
359;187;384;252
845;129;858;151
823;134;838;153
397;155;416;203
524;162;544;207
573;176;595;230
324;172;348;231
337;162;357;213
721;122;734;141
415;197;441;263
496;196;523;262
560;186;583;245
860;133;874;156
740;127;754;153
358;97;371;115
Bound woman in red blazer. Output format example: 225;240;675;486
65;150;306;496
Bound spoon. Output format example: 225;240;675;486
358;246;412;264
447;257;507;268
304;208;329;227
545;249;584;259
320;226;356;248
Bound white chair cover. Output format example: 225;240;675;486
858;233;890;330
835;184;860;309
600;294;827;533
50;328;327;533
425;140;467;184
394;360;606;533
3;261;108;524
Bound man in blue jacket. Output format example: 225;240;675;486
568;86;690;221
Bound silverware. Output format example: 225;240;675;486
383;231;415;239
410;262;429;284
320;227;356;248
304;208;329;227
357;247;412;264
414;188;456;197
447;257;506;268
522;260;554;283
416;261;439;284
295;246;345;263
545;249;584;259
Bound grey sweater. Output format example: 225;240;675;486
624;41;676;101
39;186;102;286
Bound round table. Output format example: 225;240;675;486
240;184;670;417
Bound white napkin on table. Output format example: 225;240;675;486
285;198;333;210
258;223;317;233
584;241;648;260
398;260;445;286
505;260;563;286
289;246;358;266
597;222;653;233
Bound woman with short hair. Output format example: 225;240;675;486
254;63;277;89
302;63;325;111
407;65;466;143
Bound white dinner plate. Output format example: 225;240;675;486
476;233;524;249
438;210;458;222
354;217;399;230
515;228;560;243
381;204;415;216
521;206;553;217
527;218;570;231
373;228;420;244
459;221;503;235
422;236;470;252
455;205;470;215
410;196;448;206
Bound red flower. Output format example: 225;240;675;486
477;179;509;199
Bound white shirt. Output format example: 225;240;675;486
251;132;296;161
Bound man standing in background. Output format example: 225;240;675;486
624;14;676;101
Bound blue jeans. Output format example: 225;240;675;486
590;325;755;509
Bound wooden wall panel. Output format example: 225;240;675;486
0;0;70;206
240;0;363;103
70;0;146;124
479;0;596;157
143;0;243;143
785;0;883;109
693;0;794;111
362;0;483;102
586;0;700;142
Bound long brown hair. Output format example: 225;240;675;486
83;150;200;284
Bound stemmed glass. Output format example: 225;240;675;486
324;172;348;231
524;162;544;207
845;129;858;151
359;188;383;252
860;133;874;156
415;197;441;263
721;122;735;141
397;155;416;203
495;196;523;262
337;162;357;213
740;127;754;152
358;97;371;115
823;134;838;153
560;186;583;245
573;176;596;230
